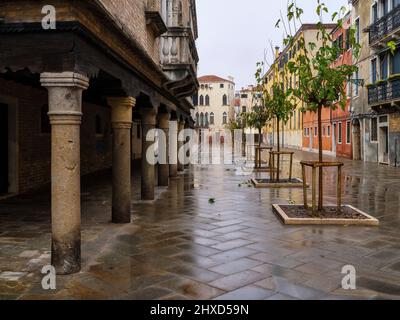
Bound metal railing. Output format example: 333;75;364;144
368;78;400;105
369;5;400;45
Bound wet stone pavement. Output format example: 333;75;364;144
1;150;400;300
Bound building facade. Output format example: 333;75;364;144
302;14;353;158
331;13;353;159
351;0;400;166
0;0;199;274
193;75;235;137
265;24;335;150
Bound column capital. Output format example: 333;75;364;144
107;97;136;109
108;97;135;128
40;72;89;90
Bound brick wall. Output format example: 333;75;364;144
0;78;113;194
98;0;160;63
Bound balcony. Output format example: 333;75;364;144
368;78;400;113
368;6;400;47
161;27;199;100
145;0;167;37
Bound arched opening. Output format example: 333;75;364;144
222;112;227;125
199;95;204;106
200;112;204;127
205;112;209;126
195;112;199;126
205;95;210;106
222;94;228;106
210;112;215;125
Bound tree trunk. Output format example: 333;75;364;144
318;106;323;210
277;119;280;182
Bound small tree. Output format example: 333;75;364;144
256;62;295;181
279;0;361;210
242;105;270;147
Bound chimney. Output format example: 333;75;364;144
275;46;280;58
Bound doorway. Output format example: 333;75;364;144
0;103;8;194
379;125;389;164
352;119;361;160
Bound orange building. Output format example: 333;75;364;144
302;13;352;158
331;13;353;159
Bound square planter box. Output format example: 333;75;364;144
272;204;379;226
251;178;305;189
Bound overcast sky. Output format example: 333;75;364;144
196;0;350;90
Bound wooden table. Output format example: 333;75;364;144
269;151;295;181
300;161;344;215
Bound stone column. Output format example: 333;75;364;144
108;97;136;224
40;72;89;275
158;113;170;186
141;109;157;200
178;120;185;172
169;120;178;177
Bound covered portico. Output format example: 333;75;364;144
0;1;196;275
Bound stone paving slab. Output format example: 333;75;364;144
1;151;400;299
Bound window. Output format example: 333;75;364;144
314;127;318;136
327;125;331;137
195;113;199;126
205;95;210;106
40;104;51;134
298;110;301;129
205;113;209;125
337;34;344;54
371;117;378;142
346;121;351;144
200;113;204;127
338;122;343;144
222;112;227;124
380;53;389;80
242;106;247;113
393;49;400;74
380;0;388;16
293;111;297;130
199;95;204;106
304;128;308;137
372;2;378;23
210;112;215;125
220;84;224;88
222;94;228;106
345;28;351;50
95;114;103;135
371;58;377;84
355;18;360;44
